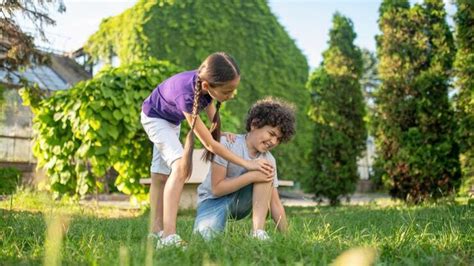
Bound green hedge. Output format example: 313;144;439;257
20;60;182;196
84;0;314;182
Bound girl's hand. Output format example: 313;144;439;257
222;132;237;143
245;158;274;176
252;170;274;183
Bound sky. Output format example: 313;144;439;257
24;0;456;69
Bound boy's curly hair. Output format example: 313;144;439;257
245;97;296;143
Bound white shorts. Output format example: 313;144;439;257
141;112;183;175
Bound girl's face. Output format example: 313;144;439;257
204;76;240;102
247;124;282;154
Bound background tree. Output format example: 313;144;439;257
83;0;314;183
0;0;65;73
374;0;461;203
305;13;367;205
453;0;474;195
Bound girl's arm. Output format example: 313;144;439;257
205;104;236;143
183;112;273;175
211;163;273;197
270;187;288;233
205;101;217;121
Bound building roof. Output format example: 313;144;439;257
0;53;91;90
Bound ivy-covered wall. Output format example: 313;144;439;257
21;60;183;196
85;0;314;181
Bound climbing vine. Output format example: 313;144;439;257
20;60;182;197
84;0;314;181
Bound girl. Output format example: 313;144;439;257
140;52;273;247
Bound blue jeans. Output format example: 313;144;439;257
193;184;253;240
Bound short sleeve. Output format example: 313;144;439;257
175;93;194;114
213;137;234;168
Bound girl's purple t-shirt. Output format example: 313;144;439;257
142;70;212;125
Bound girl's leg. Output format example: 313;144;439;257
252;181;273;231
149;173;168;234
162;158;188;236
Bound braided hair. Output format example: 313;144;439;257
190;52;240;162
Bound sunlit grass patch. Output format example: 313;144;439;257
0;190;472;265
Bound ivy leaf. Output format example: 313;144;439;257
108;126;120;140
113;109;123;120
53;113;63;121
77;142;91;157
89;119;101;131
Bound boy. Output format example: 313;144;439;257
193;97;296;240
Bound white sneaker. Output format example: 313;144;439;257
252;229;270;241
147;230;164;240
156;234;186;249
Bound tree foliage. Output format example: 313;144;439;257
83;0;314;181
0;167;21;195
453;0;474;195
374;0;461;203
305;13;367;205
0;0;65;73
20;60;181;197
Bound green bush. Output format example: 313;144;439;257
0;167;21;195
20;59;182;196
84;0;314;182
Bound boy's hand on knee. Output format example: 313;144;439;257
251;170;274;183
245;158;273;176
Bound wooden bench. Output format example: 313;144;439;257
140;149;294;209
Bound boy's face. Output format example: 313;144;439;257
248;124;282;153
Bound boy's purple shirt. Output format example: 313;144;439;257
142;70;212;125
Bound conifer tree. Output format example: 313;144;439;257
454;0;474;194
374;0;460;202
306;13;367;205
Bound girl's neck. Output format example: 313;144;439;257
200;85;209;95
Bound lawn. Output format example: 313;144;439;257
0;190;472;265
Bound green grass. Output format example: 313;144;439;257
0;190;472;265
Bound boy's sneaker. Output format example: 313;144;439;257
147;231;164;240
156;234;186;249
252;229;270;241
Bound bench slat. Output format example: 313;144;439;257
139;178;294;187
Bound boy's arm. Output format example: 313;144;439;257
211;163;273;197
270;187;288;233
183;112;273;175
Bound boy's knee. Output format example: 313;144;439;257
194;226;218;241
253;180;273;190
193;217;224;241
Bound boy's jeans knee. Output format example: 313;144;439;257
193;197;229;240
194;185;253;240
